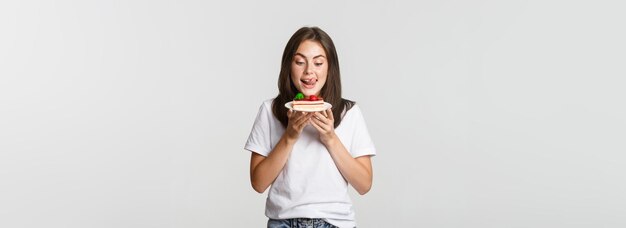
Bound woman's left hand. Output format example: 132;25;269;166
310;109;337;145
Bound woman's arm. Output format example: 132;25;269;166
249;136;296;193
310;109;373;195
249;110;311;193
324;139;373;195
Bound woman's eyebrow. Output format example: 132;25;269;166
294;53;326;59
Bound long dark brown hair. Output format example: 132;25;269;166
272;26;354;128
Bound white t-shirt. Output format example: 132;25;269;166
244;99;376;228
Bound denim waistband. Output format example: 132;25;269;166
267;218;340;228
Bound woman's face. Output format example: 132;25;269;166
291;40;328;97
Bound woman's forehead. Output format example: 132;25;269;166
295;40;326;58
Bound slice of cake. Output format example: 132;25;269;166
292;93;326;111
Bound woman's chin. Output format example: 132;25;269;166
300;90;319;96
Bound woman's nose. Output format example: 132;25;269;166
305;64;314;74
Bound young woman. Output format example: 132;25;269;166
244;26;376;228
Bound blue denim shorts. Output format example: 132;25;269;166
267;218;342;228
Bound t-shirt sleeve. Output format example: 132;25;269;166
244;102;273;157
348;105;377;158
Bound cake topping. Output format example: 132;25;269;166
294;92;323;101
294;92;305;100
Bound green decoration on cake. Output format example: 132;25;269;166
294;92;304;100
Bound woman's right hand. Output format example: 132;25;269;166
284;109;311;142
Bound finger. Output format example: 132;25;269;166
288;112;307;126
326;109;334;121
296;111;308;119
287;109;293;118
309;118;324;132
290;110;305;120
313;112;330;125
295;113;311;127
311;115;330;131
295;112;311;121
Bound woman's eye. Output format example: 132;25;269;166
295;61;305;65
314;63;323;66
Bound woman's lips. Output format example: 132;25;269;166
301;78;317;89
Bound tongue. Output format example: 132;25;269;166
304;79;316;85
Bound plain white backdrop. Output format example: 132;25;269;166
1;0;625;227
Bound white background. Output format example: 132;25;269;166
1;0;625;227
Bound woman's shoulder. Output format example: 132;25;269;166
262;98;275;107
343;102;361;116
252;99;280;123
338;99;362;119
254;99;273;114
